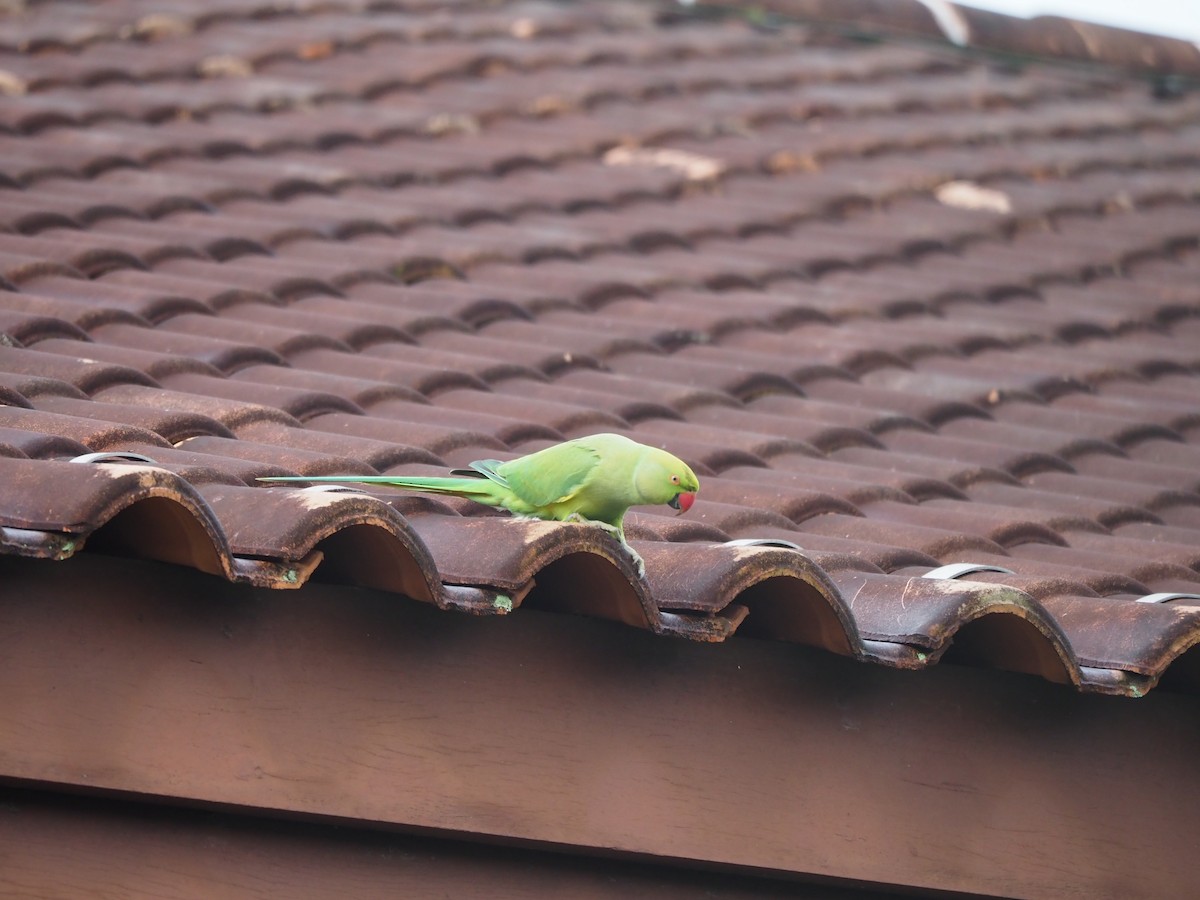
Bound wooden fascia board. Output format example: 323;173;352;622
0;553;1197;899
0;785;891;899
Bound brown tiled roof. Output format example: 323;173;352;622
0;0;1198;698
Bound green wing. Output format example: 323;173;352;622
449;460;509;485
497;440;600;509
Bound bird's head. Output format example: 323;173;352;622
666;464;699;514
636;447;699;515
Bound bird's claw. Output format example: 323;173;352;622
626;545;646;579
567;512;615;533
564;515;644;578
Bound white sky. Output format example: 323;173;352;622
959;1;1200;43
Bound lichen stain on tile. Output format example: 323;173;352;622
0;70;26;96
290;487;381;511
90;463;175;492
501;517;575;540
934;180;1013;214
603;146;727;181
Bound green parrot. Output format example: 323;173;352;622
257;433;699;577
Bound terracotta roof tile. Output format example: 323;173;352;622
0;0;1197;699
31;392;236;443
87;320;287;372
0;424;91;459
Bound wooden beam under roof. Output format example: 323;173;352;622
0;552;1197;898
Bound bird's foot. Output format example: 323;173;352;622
625;543;646;579
611;529;646;579
565;512;605;528
563;516;644;578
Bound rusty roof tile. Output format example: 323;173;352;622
683;403;885;454
287;294;468;339
0;425;91;460
92;442;255;487
88;321;285;373
687;498;816;538
1114;520;1200;549
400;513;657;626
544;368;735;415
286;345;493;395
0;455;310;585
717;460;944;506
1071;452;1200;493
798;510;1010;560
1060;530;1200;574
483;376;675;424
200;483;444;600
0;342;157;394
1038;595;1200;695
416;327;611;374
158;370;363;421
363;338;554;387
173;433;378;479
865;360;1074;406
227;361;428;408
628;417;818;465
1099;375;1200;412
30;336;224;382
1008;541;1195;592
862;497;1103;547
341;279;540;325
800;377;989;427
604;349;804;400
935;417;1127;461
1126;438;1200;473
91;382;301;434
940;550;1150;598
829;445;1016;495
990;399;1187;448
1021;468;1198;515
692;477;863;524
91;268;270;309
230;419;446;471
0;308;95;347
155;310;357;358
833;568;1079;684
433;386;626;435
858;431;1073;482
31;393;235;443
595;289;817;334
717;326;912;375
637;541;859;652
966;480;1162;530
0;405;171;451
0;368;81;403
744;393;931;438
0;288;138;335
304;408;526;456
786;532;943;573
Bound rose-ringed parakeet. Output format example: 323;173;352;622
258;433;699;577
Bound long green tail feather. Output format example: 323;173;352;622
257;474;500;499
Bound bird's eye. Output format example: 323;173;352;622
670;474;680;485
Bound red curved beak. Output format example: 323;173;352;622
670;491;696;514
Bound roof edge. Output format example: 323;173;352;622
691;0;1200;79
